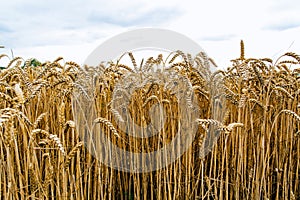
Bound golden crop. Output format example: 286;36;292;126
0;42;299;199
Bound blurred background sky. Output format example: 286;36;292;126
1;0;300;68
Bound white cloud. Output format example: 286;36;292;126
200;34;236;42
0;0;182;48
88;7;182;27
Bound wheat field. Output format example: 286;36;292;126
0;42;299;199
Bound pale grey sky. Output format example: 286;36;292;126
1;0;300;67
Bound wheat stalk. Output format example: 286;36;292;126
64;141;83;169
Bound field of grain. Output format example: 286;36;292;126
0;42;299;199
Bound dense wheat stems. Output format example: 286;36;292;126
0;46;299;199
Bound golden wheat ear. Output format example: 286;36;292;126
240;40;245;60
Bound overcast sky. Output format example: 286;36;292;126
1;0;300;68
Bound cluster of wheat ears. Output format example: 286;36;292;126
0;41;299;199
